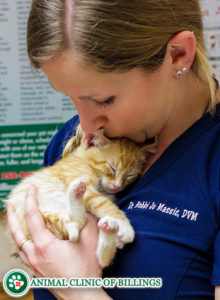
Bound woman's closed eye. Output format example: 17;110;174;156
94;96;115;108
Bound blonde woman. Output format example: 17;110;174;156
7;0;220;299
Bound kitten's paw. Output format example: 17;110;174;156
115;219;135;249
65;222;80;242
68;179;86;200
97;217;118;267
98;216;119;234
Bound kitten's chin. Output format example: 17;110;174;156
98;185;118;195
97;179;120;195
103;187;119;194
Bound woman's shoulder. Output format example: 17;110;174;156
195;104;220;198
212;102;220;121
187;103;220;150
44;114;79;166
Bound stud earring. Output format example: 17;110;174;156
177;66;187;76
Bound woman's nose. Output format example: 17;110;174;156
76;104;107;133
80;115;107;133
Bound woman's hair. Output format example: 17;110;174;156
27;0;219;112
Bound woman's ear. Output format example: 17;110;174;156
83;129;110;148
166;31;196;77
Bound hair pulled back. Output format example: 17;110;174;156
27;0;219;111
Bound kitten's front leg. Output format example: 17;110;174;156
66;178;87;241
84;188;135;267
96;216;119;267
98;216;135;249
97;216;135;267
115;219;135;249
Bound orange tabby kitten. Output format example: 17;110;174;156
6;126;157;267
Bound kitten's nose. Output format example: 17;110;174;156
114;184;121;191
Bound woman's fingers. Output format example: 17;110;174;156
79;213;100;259
24;185;54;247
16;248;32;269
7;203;29;248
7;203;34;262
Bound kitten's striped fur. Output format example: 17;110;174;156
6;126;157;267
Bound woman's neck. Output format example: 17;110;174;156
143;76;220;174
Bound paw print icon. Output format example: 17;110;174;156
3;269;30;297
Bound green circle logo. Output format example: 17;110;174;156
3;269;30;298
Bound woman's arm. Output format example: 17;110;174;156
7;185;112;300
53;287;112;300
215;287;220;300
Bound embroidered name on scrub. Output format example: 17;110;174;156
128;201;199;222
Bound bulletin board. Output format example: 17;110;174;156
0;0;219;209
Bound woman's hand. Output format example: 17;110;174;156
7;185;112;300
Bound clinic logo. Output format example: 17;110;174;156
3;269;30;297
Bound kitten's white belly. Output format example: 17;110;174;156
7;175;69;215
39;191;68;213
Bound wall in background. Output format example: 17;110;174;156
0;0;77;208
201;0;220;76
0;0;220;208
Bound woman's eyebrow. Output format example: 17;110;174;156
78;96;99;100
48;80;98;99
47;79;107;100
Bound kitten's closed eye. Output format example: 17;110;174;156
108;163;116;175
124;174;138;181
126;174;136;178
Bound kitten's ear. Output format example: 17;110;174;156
62;124;83;157
140;136;158;159
83;129;110;148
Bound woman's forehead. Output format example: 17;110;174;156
40;50;148;96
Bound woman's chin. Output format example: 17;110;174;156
124;132;149;143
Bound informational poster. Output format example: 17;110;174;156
0;0;77;209
0;124;65;205
0;0;220;209
201;0;220;75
